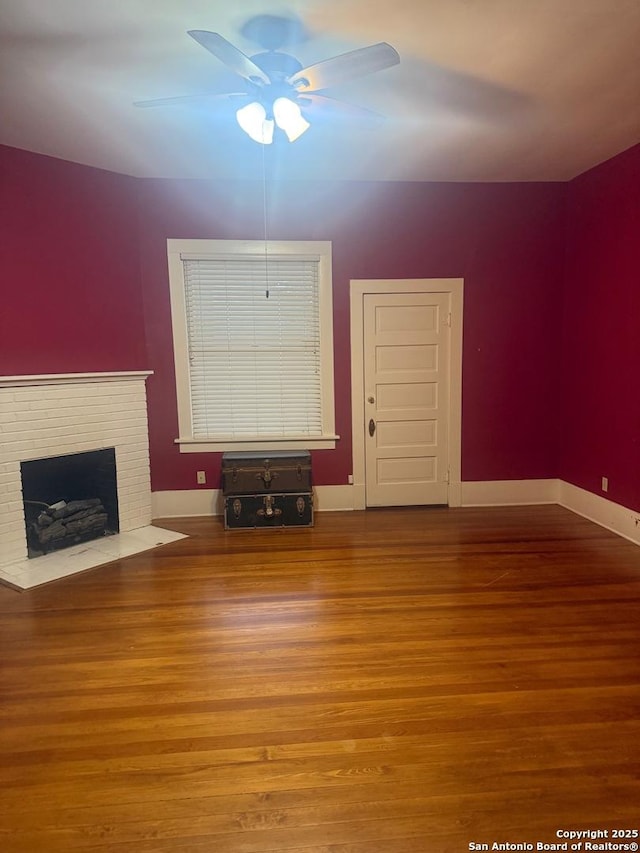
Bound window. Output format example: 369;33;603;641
167;239;337;452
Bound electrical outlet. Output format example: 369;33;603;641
197;470;206;485
601;476;608;492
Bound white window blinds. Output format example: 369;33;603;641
183;254;322;439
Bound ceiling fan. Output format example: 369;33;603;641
134;15;400;144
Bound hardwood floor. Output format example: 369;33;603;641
1;505;639;852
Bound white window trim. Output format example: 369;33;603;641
167;238;338;452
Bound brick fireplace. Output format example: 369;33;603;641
0;372;184;589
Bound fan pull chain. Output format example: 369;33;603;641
261;134;270;301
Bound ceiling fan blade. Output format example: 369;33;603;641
289;42;399;92
134;92;246;109
187;30;270;85
299;93;385;123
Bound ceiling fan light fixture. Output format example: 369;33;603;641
236;101;274;144
273;97;310;142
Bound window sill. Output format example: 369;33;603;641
176;436;339;453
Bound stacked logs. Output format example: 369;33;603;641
31;499;108;551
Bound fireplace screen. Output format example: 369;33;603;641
20;448;119;558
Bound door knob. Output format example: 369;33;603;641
367;396;375;404
369;418;376;437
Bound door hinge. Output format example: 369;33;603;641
446;468;451;484
446;312;452;328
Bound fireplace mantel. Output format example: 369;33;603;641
0;371;153;388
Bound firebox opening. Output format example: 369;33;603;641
20;448;119;558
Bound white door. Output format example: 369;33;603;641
364;292;451;507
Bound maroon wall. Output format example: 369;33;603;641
1;142;571;494
5;140;638;504
137;176;566;490
0;145;147;375
560;143;640;512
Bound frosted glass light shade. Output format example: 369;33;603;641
273;97;310;142
236;102;274;144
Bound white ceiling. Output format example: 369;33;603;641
1;0;639;182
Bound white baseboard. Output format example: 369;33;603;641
152;485;355;519
460;479;560;506
151;480;640;549
152;480;560;518
152;489;221;518
313;485;355;511
559;481;640;547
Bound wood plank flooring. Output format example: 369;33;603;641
1;505;640;852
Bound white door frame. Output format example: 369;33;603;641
350;279;464;510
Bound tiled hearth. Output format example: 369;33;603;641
0;372;185;590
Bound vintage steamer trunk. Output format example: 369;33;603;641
221;451;313;529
